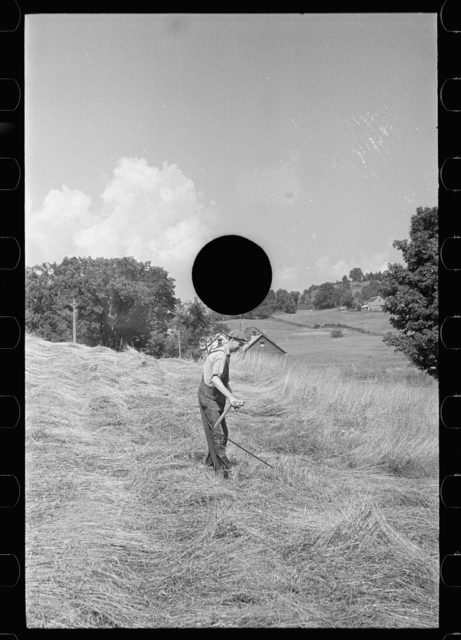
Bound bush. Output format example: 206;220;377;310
331;329;343;338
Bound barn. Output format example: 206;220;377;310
361;295;385;312
242;328;286;357
199;332;228;355
200;328;286;358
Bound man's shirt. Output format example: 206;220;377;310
202;344;230;388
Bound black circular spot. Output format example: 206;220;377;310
192;235;272;315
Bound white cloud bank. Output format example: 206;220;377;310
26;158;216;299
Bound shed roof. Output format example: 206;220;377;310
244;329;286;354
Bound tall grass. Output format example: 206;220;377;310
26;336;438;628
235;351;437;477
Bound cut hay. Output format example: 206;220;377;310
26;335;437;628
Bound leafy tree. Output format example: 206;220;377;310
26;263;71;341
314;282;338;309
275;289;290;311
382;206;438;378
167;299;229;358
246;288;279;318
26;258;112;344
342;275;349;284
251;307;270;319
145;330;168;358
297;291;308;309
364;271;383;281
349;267;364;282
360;280;386;301
26;256;177;353
284;299;297;314
336;282;354;308
298;286;316;309
264;289;278;311
289;290;300;307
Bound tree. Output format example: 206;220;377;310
26;264;71;341
349;267;364;282
382;206;438;378
298;286;316;310
274;289;289;311
342;275;349;284
283;298;297;314
289;290;300;307
271;288;298;314
236;288;279;319
360;280;385;301
26;257;177;353
167;299;229;358
314;282;338;309
364;271;384;281
336;282;353;308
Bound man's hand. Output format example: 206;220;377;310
211;376;244;409
229;395;245;409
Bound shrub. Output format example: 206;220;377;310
331;329;343;338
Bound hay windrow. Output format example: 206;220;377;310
26;335;437;628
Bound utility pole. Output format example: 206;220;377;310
71;298;78;343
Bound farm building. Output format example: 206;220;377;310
199;332;228;355
361;295;385;312
242;328;286;357
200;328;286;358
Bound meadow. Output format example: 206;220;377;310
225;311;426;385
273;308;394;334
26;332;438;628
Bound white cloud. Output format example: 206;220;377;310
235;161;300;207
26;157;216;299
26;186;93;264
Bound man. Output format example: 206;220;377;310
197;329;247;477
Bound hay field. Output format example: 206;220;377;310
225;315;423;384
273;309;395;335
26;335;438;628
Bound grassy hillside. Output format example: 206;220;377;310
26;335;438;628
273;308;394;335
225;314;423;384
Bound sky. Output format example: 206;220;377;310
25;13;437;301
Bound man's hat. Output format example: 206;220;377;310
227;329;247;342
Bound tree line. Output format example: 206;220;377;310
26;257;227;359
232;268;387;319
26;207;437;377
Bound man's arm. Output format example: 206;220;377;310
211;375;243;408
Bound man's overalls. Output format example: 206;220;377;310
197;353;231;472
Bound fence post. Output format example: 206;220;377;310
71;298;78;343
